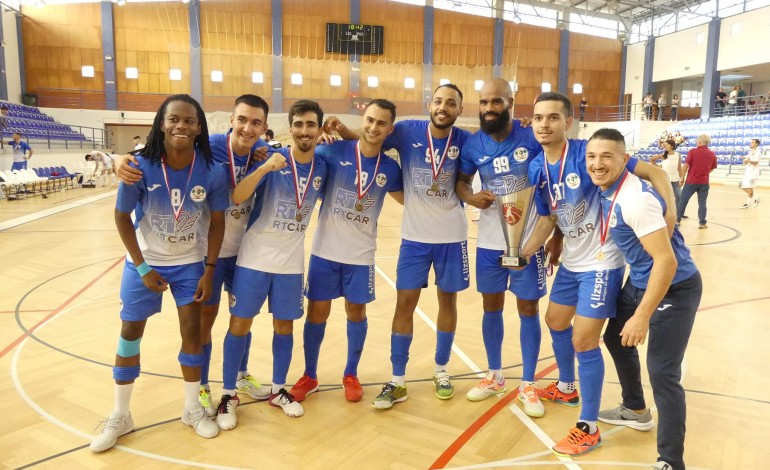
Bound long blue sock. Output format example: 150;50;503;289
482;310;504;370
200;342;213;386
223;332;248;391
239;332;252;373
550;326;575;383
435;330;454;368
577;347;604;422
519;314;541;382
303;321;326;379
390;333;413;376
344;318;368;377
272;332;293;387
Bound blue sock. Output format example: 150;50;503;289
519;314;541;382
390;333;413;376
550;326;575;383
577;347;605;422
344;318;368;377
482;310;504;370
303;321;326;379
272;332;293;387
200;342;212;386
223;332;248;391
434;330;455;368
238;332;252;373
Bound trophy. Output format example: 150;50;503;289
496;183;535;268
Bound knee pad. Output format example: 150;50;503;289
113;365;141;382
178;351;205;367
116;336;142;358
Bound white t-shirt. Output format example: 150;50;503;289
659;152;681;182
744;148;761;181
90;151;114;170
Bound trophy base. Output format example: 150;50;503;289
500;255;528;268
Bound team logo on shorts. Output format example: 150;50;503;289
190;186;207;202
513;147;529;163
609;212;618;228
312;176;322;190
502;202;524;226
229;293;236;308
447;146;460;159
375;173;388;187
565;173;580;189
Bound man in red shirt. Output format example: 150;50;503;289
677;134;717;229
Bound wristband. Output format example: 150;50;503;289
205;262;217;268
136;262;152;277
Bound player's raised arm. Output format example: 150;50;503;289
231;152;287;204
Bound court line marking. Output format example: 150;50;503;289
0;190;116;232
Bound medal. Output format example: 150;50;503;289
598;170;630;262
426;126;453;193
160;153;196;222
233;211;241;220
354;140;381;211
355;202;363;212
543;141;569;214
549;214;558;223
288;147;315;223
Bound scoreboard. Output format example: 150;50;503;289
326;23;384;55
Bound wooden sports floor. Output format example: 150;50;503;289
1;183;768;470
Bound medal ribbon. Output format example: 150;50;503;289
355;140;381;200
160;154;196;222
225;132;242;189
598;170;629;251
426;126;453;184
543;141;569;211
289;147;315;212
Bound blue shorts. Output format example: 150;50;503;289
204;256;237;306
396;240;470;292
11;161;27;171
550;266;625;319
475;247;547;300
229;266;304;320
305;255;375;305
119;261;203;322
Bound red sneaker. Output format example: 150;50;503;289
537;381;580;406
288;375;319;402
552;422;601;456
343;375;363;402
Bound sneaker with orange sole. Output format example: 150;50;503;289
289;375;319;402
343;375;363;402
537;381;580;406
552;422;601;456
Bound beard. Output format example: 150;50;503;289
479;108;510;135
430;112;454;130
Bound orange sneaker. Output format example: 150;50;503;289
552;422;601;456
343;375;363;402
289;375;319;402
537;381;580;406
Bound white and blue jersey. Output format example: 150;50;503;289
115;152;229;266
10;140;31;162
529;139;638;272
601;171;698;289
198;132;267;258
383;120;471;243
311;140;403;265
236;147;327;275
460;120;542;250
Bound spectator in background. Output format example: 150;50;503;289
651;139;683;211
736;85;746;114
727;86;738;115
715;87;727;116
0;106;8;149
657;93;666;121
677;134;717;229
263;129;282;149
85;150;118;187
670;94;679;121
643;93;654;120
739;139;762;209
132;135;145;151
579;97;588;121
674;132;686;147
9;132;33;170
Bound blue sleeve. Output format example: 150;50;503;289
382;120;408;152
255;138;268;149
22;142;31;152
116;162;143;213
207;165;230;212
528;159;550;216
459;140;477;175
314;142;334;161
388;160;404;192
625;156;638;173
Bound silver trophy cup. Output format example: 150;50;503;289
496;184;535;268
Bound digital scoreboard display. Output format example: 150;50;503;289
326;23;384;55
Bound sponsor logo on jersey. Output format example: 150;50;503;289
375;173;388;187
229;293;237;308
147;184;162;192
280;170;291;175
590;270;607;305
331;188;374;224
609;211;618;228
312;176;322;190
565;172;581;189
190;186;207;202
513;147;529;163
478;156;491;163
412;142;424;148
447;145;460;160
657;304;672;311
339;161;353;166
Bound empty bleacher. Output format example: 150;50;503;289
1;101;86;141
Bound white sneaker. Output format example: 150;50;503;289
740;203;750;209
466;372;507;402
199;387;216;417
237;374;271;401
269;389;304;417
181;404;219;438
90;412;134;453
652;461;673;470
215;394;239;431
518;383;545;418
